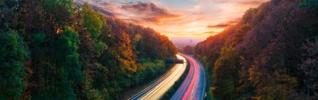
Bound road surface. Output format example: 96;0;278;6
171;53;206;100
129;54;187;100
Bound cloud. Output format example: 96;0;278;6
90;1;184;25
204;31;218;34
120;2;184;24
90;4;117;17
239;1;266;5
210;0;266;4
163;30;218;37
121;2;177;17
207;18;240;28
202;31;219;36
191;12;208;15
207;24;229;28
74;0;268;42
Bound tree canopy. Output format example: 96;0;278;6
195;0;318;99
0;1;177;99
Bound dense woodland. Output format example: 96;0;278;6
0;0;176;99
194;0;318;99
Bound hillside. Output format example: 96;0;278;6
0;1;176;99
194;0;318;99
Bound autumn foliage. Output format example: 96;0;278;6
0;0;176;99
195;0;318;99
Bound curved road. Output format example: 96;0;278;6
129;54;187;100
171;53;206;100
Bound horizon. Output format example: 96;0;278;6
74;0;269;45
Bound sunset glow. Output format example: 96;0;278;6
75;0;269;43
2;0;318;99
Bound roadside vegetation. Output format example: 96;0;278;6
161;58;190;99
194;0;318;99
0;1;176;99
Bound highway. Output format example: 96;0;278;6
171;53;206;100
129;54;187;100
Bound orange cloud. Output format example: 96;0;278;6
207;18;240;28
207;24;229;28
92;2;184;25
80;0;268;44
204;31;218;34
239;1;267;5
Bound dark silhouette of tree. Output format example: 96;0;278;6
299;39;318;98
0;31;29;99
212;47;239;100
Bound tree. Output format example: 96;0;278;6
56;27;83;83
299;0;318;7
299;39;318;98
231;23;253;46
195;0;317;99
81;3;105;41
212;47;239;100
0;0;24;32
40;0;74;36
0;31;29;99
55;26;83;99
116;31;135;72
183;45;195;54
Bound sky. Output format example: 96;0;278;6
74;0;268;44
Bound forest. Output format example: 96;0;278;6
193;0;318;99
0;0;176;99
